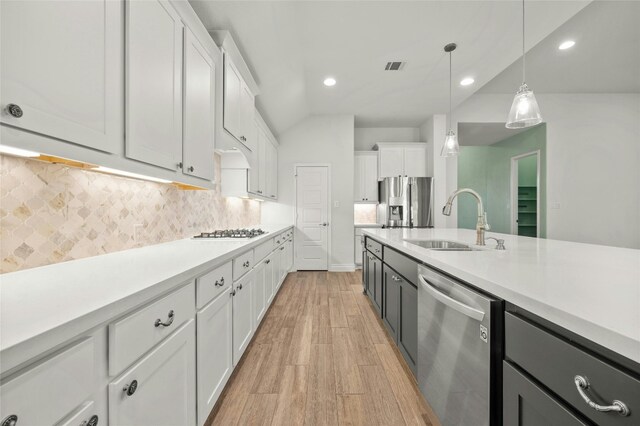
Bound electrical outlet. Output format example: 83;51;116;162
133;224;144;242
334;201;340;208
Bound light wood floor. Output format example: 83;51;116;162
206;271;436;426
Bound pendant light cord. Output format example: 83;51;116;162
449;50;452;128
522;0;526;84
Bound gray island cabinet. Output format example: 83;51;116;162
362;232;640;426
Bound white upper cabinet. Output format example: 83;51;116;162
0;0;123;153
126;0;183;170
267;142;278;199
354;151;378;202
223;55;256;150
403;146;428;177
183;27;216;181
244;112;278;200
375;143;428;178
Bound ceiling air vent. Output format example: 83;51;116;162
384;61;405;71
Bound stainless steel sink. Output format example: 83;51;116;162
404;239;480;251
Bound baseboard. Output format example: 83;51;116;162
329;264;356;272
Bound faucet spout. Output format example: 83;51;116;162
442;188;490;245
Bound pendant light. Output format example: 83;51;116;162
506;0;542;129
441;42;459;157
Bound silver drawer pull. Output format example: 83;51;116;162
214;277;225;287
243;261;250;268
80;415;99;426
391;275;402;282
123;380;138;396
1;415;18;426
154;310;174;327
265;259;271;264
574;376;629;416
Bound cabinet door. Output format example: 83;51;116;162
503;362;588;426
398;279;418;373
258;130;268;196
378;147;404;178
265;254;275;305
126;0;183;170
253;261;267;327
232;272;253;365
272;247;282;292
278;245;287;284
287;239;294;271
382;265;400;343
267;142;278;199
372;257;383;315
183;27;215;181
196;288;232;426
363;154;379;201
223;56;242;141
354;155;365;201
239;82;256;151
109;320;196;426
248;121;261;195
364;252;372;297
355;236;363;266
0;0;123;153
403;147;428;177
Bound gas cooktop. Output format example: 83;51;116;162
193;228;267;239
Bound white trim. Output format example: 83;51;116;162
293;163;332;271
329;264;356;272
510;150;541;237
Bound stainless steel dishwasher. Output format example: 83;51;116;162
417;265;501;426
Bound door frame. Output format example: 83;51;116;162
510;150;541;236
293;163;332;271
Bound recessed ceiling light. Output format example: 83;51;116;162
323;77;336;87
558;40;575;50
460;77;475;86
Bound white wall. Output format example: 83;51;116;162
448;93;640;249
354;127;420;150
262;115;356;269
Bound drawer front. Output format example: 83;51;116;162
254;238;274;263
0;338;95;426
233;249;255;280
109;283;195;376
57;400;98;426
365;237;382;258
384;246;418;286
273;232;285;246
505;313;640;425
196;261;233;309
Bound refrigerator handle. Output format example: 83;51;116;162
418;275;485;321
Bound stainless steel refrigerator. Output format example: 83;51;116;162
377;177;434;228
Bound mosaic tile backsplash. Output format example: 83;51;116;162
0;154;260;273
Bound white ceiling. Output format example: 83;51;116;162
458;122;530;146
190;0;590;134
478;1;640;94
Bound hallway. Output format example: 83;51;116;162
207;271;434;426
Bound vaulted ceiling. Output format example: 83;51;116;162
190;1;591;134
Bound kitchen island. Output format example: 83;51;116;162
362;227;640;426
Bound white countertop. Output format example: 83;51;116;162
0;224;293;373
354;223;383;228
362;228;640;364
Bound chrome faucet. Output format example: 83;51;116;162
442;188;490;245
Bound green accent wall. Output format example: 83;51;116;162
457;124;546;237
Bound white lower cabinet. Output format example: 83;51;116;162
232;270;254;365
108;320;196;426
252;260;267;328
196;287;233;426
265;253;275;306
272;245;282;291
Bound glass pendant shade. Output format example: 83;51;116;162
440;129;460;157
506;83;542;129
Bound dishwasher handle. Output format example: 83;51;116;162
419;275;485;321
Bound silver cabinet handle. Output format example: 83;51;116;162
177;162;183;169
230;289;236;297
80;415;99;426
123;380;138;396
1;415;18;426
188;166;194;172
6;104;23;118
214;277;225;287
276;240;281;244
574;376;629;416
237;283;243;290
391;275;402;282
280;247;285;251
320;222;329;226
265;259;271;264
154;310;174;327
418;275;485;321
243;261;250;268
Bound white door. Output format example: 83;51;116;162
403;147;428;177
295;166;329;270
223;56;242;141
379;147;404;178
109;320;196;426
0;0;123;153
126;0;183;170
363;154;379;201
183;27;215;181
232;271;253;365
252;260;266;327
196;288;233;426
